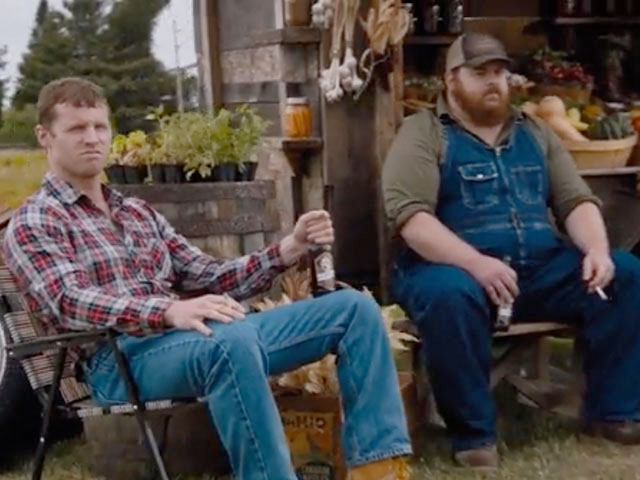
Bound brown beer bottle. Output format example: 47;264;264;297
310;185;336;296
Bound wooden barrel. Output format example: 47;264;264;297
113;181;281;258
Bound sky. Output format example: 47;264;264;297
0;0;197;100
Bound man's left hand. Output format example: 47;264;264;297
583;248;615;292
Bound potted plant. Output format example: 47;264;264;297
119;131;151;184
105;135;126;184
232;105;270;181
210;109;237;182
154;112;218;183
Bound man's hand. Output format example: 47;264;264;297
465;254;519;306
164;294;246;336
582;248;615;292
280;210;335;265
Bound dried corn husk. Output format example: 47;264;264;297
280;268;312;301
257;278;419;395
362;288;419;351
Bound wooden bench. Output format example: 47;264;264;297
393;319;579;425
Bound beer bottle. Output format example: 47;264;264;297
310;186;336;296
494;256;513;332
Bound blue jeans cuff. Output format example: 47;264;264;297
346;444;414;468
451;435;496;453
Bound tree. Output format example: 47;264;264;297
0;46;7;127
13;0;175;133
12;11;74;108
36;0;49;29
101;0;174;132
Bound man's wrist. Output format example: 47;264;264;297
279;234;308;266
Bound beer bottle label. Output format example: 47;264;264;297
314;250;335;287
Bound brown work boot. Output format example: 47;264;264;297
453;444;499;472
347;456;411;480
581;420;640;445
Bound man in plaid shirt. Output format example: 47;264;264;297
3;78;412;480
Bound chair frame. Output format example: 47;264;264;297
0;266;177;480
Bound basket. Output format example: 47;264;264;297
564;134;638;170
534;83;593;103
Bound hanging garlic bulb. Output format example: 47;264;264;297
311;0;335;29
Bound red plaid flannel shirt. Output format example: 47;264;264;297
2;172;287;361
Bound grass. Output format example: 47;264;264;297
0;149;48;209
2;384;640;480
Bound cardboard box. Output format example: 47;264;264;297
276;372;422;480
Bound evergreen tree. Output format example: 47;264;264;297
36;0;49;29
12;11;73;108
12;0;175;132
0;46;7;127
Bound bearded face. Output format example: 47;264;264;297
448;62;511;127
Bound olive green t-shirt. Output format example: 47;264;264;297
382;97;601;233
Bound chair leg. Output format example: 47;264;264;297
32;347;67;480
106;331;170;480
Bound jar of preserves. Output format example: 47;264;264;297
285;0;311;27
284;97;312;138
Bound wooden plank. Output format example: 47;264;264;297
404;35;457;46
553;17;640;25
205;0;224;110
251;27;322;47
218;0;276;52
113;181;276;203
171;214;280;236
579;166;640;177
242;232;266;254
493;322;572;338
222;82;281;104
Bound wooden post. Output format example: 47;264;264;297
374;44;404;302
205;0;224;111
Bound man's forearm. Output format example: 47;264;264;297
400;212;482;268
564;202;609;254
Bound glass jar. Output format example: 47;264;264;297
447;0;464;34
557;0;579;16
284;97;312;138
422;0;441;33
580;0;593;15
284;0;311;27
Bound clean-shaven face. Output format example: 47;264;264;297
36;102;112;181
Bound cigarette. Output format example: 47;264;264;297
595;287;608;301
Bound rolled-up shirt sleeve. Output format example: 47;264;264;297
382;112;442;233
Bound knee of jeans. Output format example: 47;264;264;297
611;250;640;286
334;288;383;325
212;321;265;362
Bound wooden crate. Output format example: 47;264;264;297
276;372;421;480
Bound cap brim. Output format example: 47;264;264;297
465;54;513;69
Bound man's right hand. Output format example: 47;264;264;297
164;294;246;336
465;255;519;306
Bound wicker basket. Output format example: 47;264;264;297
563;134;638;170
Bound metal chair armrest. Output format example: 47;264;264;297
5;328;111;359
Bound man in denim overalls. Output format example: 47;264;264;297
383;33;640;470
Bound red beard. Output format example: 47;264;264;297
451;79;510;127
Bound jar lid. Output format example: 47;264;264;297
287;97;309;105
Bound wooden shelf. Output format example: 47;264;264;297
404;35;457;46
251;27;322;47
281;137;323;154
552;17;640;25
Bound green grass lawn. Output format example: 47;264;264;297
3;385;640;480
0;149;48;209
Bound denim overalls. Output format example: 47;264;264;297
392;117;640;451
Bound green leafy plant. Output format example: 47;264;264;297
107;130;152;166
232;105;270;168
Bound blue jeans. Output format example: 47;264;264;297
392;247;640;452
84;289;412;479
